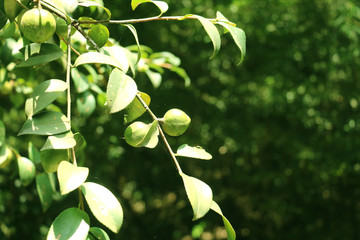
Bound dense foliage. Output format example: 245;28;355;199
1;0;360;239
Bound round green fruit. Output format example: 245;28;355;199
19;8;56;43
124;121;149;147
162;108;191;136
88;24;109;48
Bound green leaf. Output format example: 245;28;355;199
41;131;76;151
103;46;131;73
169;66;191;87
36;172;54;212
76;91;96;117
71;68;90;93
175;144;212;160
18;111;71;136
81;182;124;233
41;149;69;173
74;52;125;71
0;10;8;30
140;120;159;148
17;43;64;68
77;0;111;20
86;227;110;240
216;21;246;64
28;142;41;164
0;21;16;38
0;120;5;148
47;207;90;240
106;68;137;114
131;0;168;16
58;161;89;195
74;132;87;152
122;24;141;65
17;156;36;186
124;92;151;124
180;173;213;220
0;145;13;169
145;69;162;88
194;15;221;59
210;201;236;240
25;79;68;118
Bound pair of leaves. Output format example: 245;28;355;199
181;173;236;240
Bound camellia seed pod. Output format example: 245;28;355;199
124;121;149;147
162;108;191;136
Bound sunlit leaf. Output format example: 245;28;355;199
123;24;141;65
47;207;90;240
81;182;123;233
216;21;246;64
175;144;212;160
36;172;54;212
74;52;125;71
58;161;89;195
25;79;68;118
17;43;64;68
139;120;159;148
210;201;236;240
18;111;71;136
0;21;15;38
41;149;69;173
0;145;13;169
28;142;41;164
78;0;111;20
124;92;151;124
145;69;162;88
41;131;76;151
106;68;137;114
86;227;110;240
131;0;168;16
180;173;213;220
17;156;36;186
193;15;221;59
103;46;130;73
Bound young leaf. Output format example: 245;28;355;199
41;149;69;173
106;68;137;114
81;182;124;233
76;91;96;117
17;156;36;186
210;201;236;240
36;172;54;212
175;144;212;160
145;69;162;88
193;15;221;59
25;79;68;118
122;24;141;65
28;142;41;164
18;111;71;136
74;52;125;71
87;227;110;240
216;21;246;64
47;207;90;240
58;161;89;195
17;43;64;68
180;173;213;220
124;92;151;124
41;131;76;151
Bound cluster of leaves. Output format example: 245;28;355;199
0;0;245;239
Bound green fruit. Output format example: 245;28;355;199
19;8;56;43
162;108;191;136
124;121;149;147
88;24;109;48
4;0;29;21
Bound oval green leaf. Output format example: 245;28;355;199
41;131;76;151
28;141;41;164
210;201;236;240
76;91;96;117
71;68;90;93
18;111;71;136
17;156;36;186
25;79;68;118
47;207;90;240
81;182;123;233
194;15;221;59
106;68;137;114
140;120;159;148
41;149;69;173
180;173;213;220
86;227;110;240
74;132;87;152
17;43;64;68
124;92;151;124
58;161;89;195
74;52;125;71
131;0;168;16
175;144;212;160
36;172;54;212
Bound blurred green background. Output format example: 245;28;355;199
1;0;360;239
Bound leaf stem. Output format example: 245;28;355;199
135;93;183;175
